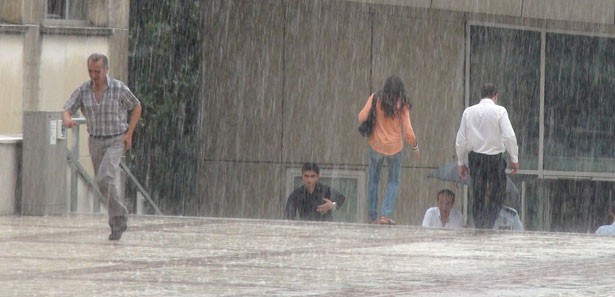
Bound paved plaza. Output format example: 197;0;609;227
0;214;614;296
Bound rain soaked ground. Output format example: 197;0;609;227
0;214;614;296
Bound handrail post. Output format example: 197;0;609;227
67;116;159;215
69;117;86;212
70;125;79;212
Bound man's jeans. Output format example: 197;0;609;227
367;147;403;222
89;135;129;228
468;152;507;229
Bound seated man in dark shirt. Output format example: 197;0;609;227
284;162;345;221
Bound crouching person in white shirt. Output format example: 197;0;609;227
596;202;615;236
493;206;524;231
422;189;465;229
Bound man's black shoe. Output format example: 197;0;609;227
108;229;122;241
108;216;127;241
108;224;126;241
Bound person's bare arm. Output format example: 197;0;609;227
62;111;77;128
123;103;142;150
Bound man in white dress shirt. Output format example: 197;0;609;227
455;83;520;229
422;189;465;229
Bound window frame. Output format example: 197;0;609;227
465;21;615;182
44;0;88;26
285;167;366;223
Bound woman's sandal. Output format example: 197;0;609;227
378;216;396;225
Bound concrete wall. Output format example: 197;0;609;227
39;36;110;111
21;111;67;215
199;0;465;223
353;0;615;24
0;137;21;215
199;0;615;225
0;34;24;134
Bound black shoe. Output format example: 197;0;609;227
108;229;122;241
108;223;127;241
108;216;127;240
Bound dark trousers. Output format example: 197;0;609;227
468;152;507;229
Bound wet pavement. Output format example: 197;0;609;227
0;214;613;296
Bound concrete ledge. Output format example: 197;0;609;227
346;0;615;25
433;0;522;17
40;25;113;36
0;24;29;34
0;136;21;215
524;0;615;25
346;0;431;8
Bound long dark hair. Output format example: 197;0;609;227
378;75;410;118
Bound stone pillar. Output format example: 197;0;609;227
21;111;67;215
21;0;44;111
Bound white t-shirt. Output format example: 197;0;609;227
595;222;615;235
422;207;465;229
493;206;524;231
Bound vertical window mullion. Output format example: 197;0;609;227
538;30;545;179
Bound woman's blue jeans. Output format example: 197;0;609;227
367;147;403;221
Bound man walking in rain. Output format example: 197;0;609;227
455;83;519;229
62;53;142;240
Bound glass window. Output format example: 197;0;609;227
470;25;615;232
286;168;365;223
544;33;615;172
292;176;358;223
47;0;86;20
469;26;541;170
523;178;615;233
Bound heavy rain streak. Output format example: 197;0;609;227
1;0;615;295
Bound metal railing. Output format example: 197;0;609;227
66;117;162;215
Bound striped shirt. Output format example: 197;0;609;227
64;76;140;136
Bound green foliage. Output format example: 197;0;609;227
127;0;202;215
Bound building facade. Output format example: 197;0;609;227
0;0;129;133
2;0;614;232
0;0;130;213
200;0;615;232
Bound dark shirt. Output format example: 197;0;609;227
284;183;345;221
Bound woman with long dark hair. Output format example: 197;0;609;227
358;75;419;225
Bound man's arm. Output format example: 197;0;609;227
499;110;519;174
62;111;77;128
455;112;468;166
455;112;470;178
329;188;345;208
316;187;345;214
62;88;82;128
422;208;436;228
284;191;297;220
123;103;142;151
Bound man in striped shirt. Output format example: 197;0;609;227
62;53;142;241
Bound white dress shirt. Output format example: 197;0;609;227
595;222;615;235
455;98;519;166
422;207;465;229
